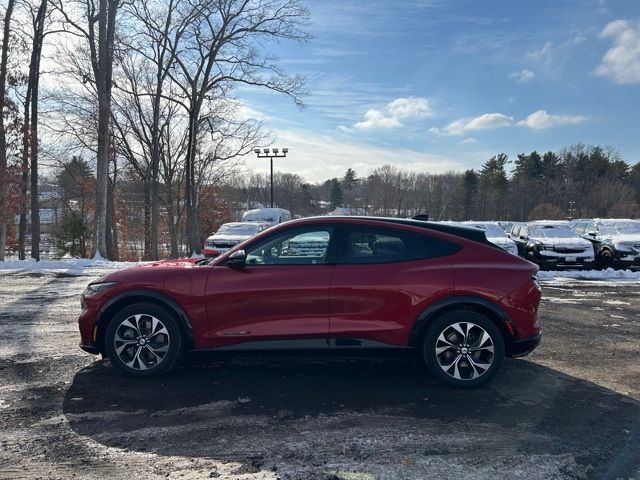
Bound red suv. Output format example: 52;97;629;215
78;217;541;388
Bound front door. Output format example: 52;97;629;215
204;226;336;348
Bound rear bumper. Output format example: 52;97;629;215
507;333;541;358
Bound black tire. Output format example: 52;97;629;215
526;250;539;265
104;302;182;378
599;249;615;270
422;310;505;388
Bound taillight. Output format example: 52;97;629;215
531;274;541;291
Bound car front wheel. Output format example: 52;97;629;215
104;303;182;377
423;311;505;388
598;249;615;270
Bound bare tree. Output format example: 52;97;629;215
166;0;309;254
53;0;121;258
0;0;16;260
24;0;49;260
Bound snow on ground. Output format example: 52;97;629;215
537;268;640;282
0;259;142;276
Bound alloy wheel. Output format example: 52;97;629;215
113;314;170;371
434;321;495;381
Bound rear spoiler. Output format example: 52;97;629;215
383;217;494;246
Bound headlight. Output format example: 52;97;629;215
83;281;118;297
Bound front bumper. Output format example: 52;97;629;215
538;251;594;269
507;333;541;358
615;252;640;269
80;343;100;355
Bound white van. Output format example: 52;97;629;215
241;207;292;226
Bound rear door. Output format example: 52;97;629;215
329;225;455;347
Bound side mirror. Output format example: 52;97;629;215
587;231;597;237
519;235;528;240
226;250;246;268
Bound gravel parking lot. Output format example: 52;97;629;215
0;268;639;479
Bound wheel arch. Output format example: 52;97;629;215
408;295;517;349
94;290;194;353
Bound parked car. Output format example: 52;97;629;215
241;207;292;226
203;222;269;258
509;222;594;270
572;219;640;270
462;222;518;255
78;216;541;388
497;221;513;235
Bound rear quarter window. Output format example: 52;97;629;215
339;227;459;264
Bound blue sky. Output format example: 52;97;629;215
240;0;640;182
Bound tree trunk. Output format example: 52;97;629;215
29;1;48;261
166;183;179;259
106;180;116;259
19;85;31;260
0;0;16;261
143;179;151;260
149;89;162;261
185;109;201;255
93;0;119;259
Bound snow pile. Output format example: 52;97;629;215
0;258;141;275
538;268;640;281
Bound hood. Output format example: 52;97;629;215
599;233;640;244
207;234;252;242
98;257;200;283
487;236;515;246
531;236;591;248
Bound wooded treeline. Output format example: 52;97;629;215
220;143;640;223
1;2;639;261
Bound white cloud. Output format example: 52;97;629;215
245;129;463;182
595;19;640;84
444;113;514;135
517;110;587;130
354;109;402;129
349;96;432;130
460;137;478;144
527;42;553;66
386;97;432;119
510;68;535;83
430;110;586;136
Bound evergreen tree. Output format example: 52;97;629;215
329;178;343;209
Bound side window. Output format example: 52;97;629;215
521;227;528;238
245;228;332;265
511;225;520;237
339;227;458;264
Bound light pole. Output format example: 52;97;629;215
253;147;288;208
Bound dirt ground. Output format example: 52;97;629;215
0;270;639;479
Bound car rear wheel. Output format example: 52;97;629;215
422;311;505;388
104;303;182;378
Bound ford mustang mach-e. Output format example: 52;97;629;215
78;216;542;388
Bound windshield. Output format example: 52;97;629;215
597;222;640;236
529;226;578;239
216;224;260;236
467;223;506;238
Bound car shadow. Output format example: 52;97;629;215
63;355;640;479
